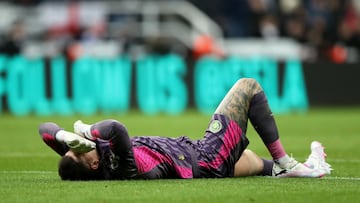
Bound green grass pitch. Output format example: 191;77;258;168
0;107;359;203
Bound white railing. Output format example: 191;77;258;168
106;0;225;48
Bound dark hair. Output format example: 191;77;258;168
58;156;103;181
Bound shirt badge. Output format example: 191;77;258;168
209;120;223;133
178;155;185;160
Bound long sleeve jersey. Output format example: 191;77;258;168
40;115;247;180
39;120;199;179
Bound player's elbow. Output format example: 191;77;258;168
38;122;61;137
100;119;130;138
110;120;129;137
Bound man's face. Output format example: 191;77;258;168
65;150;99;170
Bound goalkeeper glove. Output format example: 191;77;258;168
73;120;93;139
56;130;96;153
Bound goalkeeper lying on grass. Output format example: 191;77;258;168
39;78;332;180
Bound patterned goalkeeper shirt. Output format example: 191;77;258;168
40;114;249;180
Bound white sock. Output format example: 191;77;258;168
275;155;292;167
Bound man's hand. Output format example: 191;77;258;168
56;130;96;153
73;120;93;139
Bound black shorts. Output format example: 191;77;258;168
194;114;249;178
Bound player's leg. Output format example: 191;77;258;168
215;78;288;161
197;78;274;177
215;78;321;177
234;149;274;177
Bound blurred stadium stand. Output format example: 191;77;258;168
0;0;359;115
0;0;359;63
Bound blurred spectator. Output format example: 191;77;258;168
329;0;360;63
336;0;360;48
0;19;26;56
1;0;360;63
259;14;280;40
248;0;279;38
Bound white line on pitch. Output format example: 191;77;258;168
327;159;360;163
323;176;360;181
0;170;56;174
